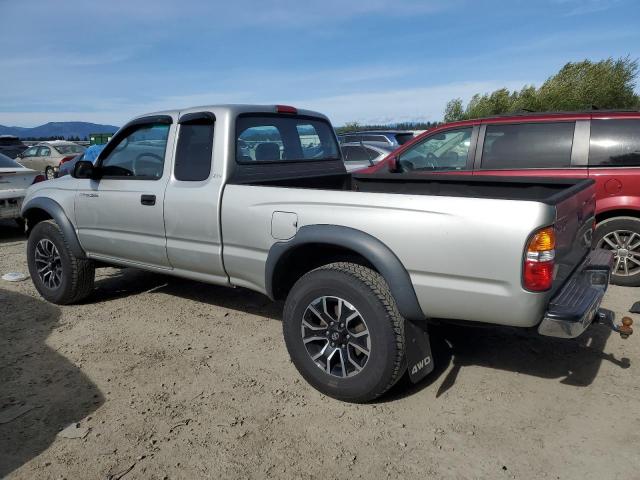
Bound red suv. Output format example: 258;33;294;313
366;110;640;286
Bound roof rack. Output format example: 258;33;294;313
486;108;640;119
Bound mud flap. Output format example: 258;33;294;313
404;319;434;383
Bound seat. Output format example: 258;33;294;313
255;143;281;161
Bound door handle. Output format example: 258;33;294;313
141;194;156;206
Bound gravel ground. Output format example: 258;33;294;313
1;219;639;480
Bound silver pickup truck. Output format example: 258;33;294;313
21;104;629;402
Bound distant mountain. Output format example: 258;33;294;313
0;122;119;140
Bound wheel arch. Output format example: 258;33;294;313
22;197;86;258
596;208;640;224
266;225;426;321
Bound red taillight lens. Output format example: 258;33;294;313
59;155;75;166
276;105;297;114
32;174;45;184
524;261;554;291
523;226;555;291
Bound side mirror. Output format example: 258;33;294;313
72;160;97;179
388;155;402;173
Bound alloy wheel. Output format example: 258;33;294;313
34;238;63;289
300;296;371;378
598;229;640;277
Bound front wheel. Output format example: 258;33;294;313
282;262;405;403
27;220;95;304
594;216;640;286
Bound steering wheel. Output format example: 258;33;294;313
133;153;163;177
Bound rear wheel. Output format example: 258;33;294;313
594;216;640;286
282;262;405;403
45;166;56;180
27;220;95;304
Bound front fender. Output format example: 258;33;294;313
22;196;86;258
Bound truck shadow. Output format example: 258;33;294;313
385;323;631;401
88;269;631;401
0;289;104;477
0;219;25;245
90;267;282;321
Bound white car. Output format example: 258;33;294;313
0;153;42;226
17;141;85;180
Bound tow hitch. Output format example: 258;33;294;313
595;309;634;339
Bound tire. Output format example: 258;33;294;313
45;166;56;180
27;219;95;304
594;216;640;287
282;262;405;403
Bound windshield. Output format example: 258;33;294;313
236;115;340;163
54;144;85;155
0;153;22;168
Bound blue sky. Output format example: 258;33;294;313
1;0;639;127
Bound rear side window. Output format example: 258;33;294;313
38;146;51;157
175;118;214;181
362;135;389;143
589;119;640;167
236;115;339;163
481;122;574;169
342;145;378;162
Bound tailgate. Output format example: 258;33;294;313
551;180;596;294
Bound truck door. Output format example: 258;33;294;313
74;115;175;268
163;111;228;283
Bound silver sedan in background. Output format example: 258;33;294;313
0;153;42;227
341;142;395;172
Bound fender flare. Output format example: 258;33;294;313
22;197;86;258
265;225;426;321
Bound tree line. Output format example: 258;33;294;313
339;57;639;130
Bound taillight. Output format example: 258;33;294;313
59;155;75;166
32;174;45;184
523;226;555;291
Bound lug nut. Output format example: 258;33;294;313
325;331;329;336
339;323;344;328
330;322;334;326
331;342;335;347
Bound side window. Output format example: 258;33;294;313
38;146;51;157
362;135;389;143
363;147;380;161
481;122;574;169
343;146;371;162
22;146;39;157
399;128;472;171
174;118;214;181
100;123;169;179
589;119;640;167
344;135;361;143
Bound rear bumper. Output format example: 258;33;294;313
0;192;25;220
538;248;613;338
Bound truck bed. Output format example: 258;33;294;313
229;160;594;205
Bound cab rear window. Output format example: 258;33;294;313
236;115;339;163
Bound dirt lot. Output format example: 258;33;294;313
1;220;639;480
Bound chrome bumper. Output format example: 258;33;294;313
538;248;613;339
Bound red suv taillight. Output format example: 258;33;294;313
32;174;45;184
523;226;555;291
59;155;75;166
